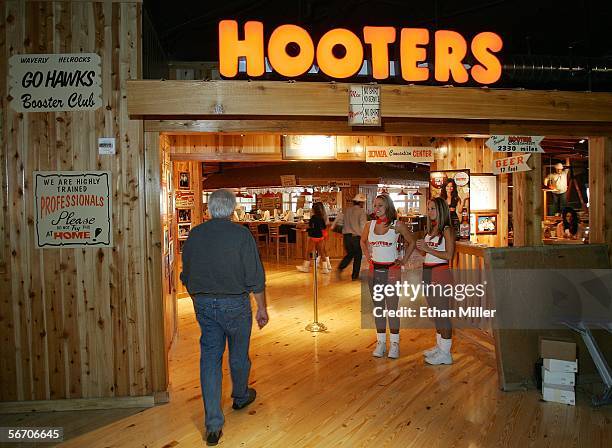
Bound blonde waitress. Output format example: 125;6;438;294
361;194;415;359
416;197;456;365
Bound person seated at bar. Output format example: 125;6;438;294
556;207;584;240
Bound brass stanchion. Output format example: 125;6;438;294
305;249;327;332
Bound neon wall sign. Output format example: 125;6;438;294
219;20;503;85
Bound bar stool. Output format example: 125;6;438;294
248;222;268;253
268;225;289;263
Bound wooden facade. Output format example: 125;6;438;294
0;0;169;407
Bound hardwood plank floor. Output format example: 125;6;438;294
4;260;611;447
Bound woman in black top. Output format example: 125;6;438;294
440;179;462;236
296;202;331;273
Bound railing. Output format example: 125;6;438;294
451;242;492;335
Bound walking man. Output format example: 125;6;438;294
335;193;368;280
181;189;269;446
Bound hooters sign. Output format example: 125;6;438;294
219;21;503;84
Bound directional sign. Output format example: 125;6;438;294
492;154;532;175
486;135;544;153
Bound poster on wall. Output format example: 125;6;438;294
470;174;498;212
9;53;102;112
34;171;112;248
175;190;195;207
429;169;470;240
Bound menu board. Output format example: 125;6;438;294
256;194;281;212
312;191;339;207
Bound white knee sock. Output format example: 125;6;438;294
390;333;400;344
376;332;386;344
436;333;442;347
439;337;452;354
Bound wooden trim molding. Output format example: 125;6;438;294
128;80;612;122
0;396;155;414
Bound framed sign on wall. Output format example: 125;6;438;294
470;174;498;213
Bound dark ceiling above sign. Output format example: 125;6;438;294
144;0;612;91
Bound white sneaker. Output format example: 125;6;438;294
425;351;453;365
388;342;400;359
296;261;310;273
423;345;440;357
321;266;331;274
372;341;386;358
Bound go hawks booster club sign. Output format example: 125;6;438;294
9;53;102;112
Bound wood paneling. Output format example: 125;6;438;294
128;80;612;122
513;154;543;246
1;1;167;404
588;137;612;262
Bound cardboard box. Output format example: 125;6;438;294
542;366;575;386
542;383;576;406
544;358;578;373
540;338;576;362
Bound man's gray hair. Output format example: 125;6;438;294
209;189;236;219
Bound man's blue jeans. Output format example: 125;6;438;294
192;295;253;432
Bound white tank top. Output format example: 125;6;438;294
424;232;448;266
368;220;400;263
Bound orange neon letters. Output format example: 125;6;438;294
268;24;315;77
218;21;503;84
434;30;469;83
363;27;396;80
219;20;265;77
316;28;364;79
400;28;430;82
471;32;503;85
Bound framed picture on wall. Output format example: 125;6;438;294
179;171;190;189
476;214;498;234
178;239;186;253
177;208;191;223
178;223;191;239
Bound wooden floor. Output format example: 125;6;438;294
4;259;612;448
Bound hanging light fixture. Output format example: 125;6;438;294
262;190;275;198
236;191;244;198
413;189;423;196
399;188;408;196
300;188;312;196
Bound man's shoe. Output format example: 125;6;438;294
206;430;222;446
232;387;256;410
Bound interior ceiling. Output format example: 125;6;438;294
146;0;612;61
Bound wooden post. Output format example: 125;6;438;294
588;137;612;262
512;154;543;246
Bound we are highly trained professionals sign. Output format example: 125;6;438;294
34;171;113;248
